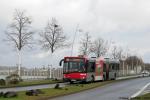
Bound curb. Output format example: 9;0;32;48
116;75;141;80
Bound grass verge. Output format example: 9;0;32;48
131;93;150;100
0;76;141;100
0;81;114;100
0;79;62;89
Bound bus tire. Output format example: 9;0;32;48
114;73;116;80
91;75;94;83
103;75;106;81
70;81;74;84
82;80;87;84
63;78;68;82
112;73;116;80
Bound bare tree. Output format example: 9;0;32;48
90;37;108;57
39;18;68;67
79;32;92;55
5;9;33;76
144;63;150;71
125;56;143;74
39;18;68;53
111;46;123;59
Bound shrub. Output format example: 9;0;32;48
26;89;44;96
0;92;4;97
6;74;20;85
0;79;6;86
54;83;62;89
19;78;23;82
54;78;58;81
64;88;68;90
9;79;19;84
26;90;38;96
3;91;17;98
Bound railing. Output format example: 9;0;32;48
0;67;63;80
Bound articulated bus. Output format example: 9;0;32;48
59;56;120;83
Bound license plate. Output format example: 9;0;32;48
71;79;76;81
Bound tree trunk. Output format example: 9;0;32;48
123;60;125;76
50;52;54;79
17;49;22;77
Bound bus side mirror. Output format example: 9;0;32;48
59;59;64;66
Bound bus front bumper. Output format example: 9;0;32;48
63;78;86;82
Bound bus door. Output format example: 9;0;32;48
86;60;95;82
103;63;109;80
106;63;109;80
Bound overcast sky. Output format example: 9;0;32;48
0;0;150;68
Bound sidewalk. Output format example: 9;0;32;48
116;74;142;80
0;83;68;92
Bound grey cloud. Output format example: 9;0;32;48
0;0;150;67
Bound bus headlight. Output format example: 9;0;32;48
82;76;85;79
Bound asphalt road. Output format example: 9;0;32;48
0;83;68;92
50;77;150;100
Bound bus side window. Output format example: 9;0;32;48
113;63;119;71
103;63;106;72
112;64;115;70
109;64;112;71
85;61;88;72
87;62;95;72
91;62;95;72
63;62;68;73
117;64;120;71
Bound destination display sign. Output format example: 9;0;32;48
65;58;84;62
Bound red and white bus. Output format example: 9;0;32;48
59;56;120;83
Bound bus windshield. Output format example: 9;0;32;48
63;58;86;73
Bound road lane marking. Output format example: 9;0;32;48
130;82;150;98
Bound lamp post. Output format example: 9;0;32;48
48;64;52;79
70;24;82;56
47;65;50;79
121;56;126;76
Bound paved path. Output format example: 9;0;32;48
0;83;68;92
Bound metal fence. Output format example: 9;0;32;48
0;63;143;80
0;66;63;80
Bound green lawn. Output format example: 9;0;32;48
0;81;114;100
131;93;150;100
0;79;62;88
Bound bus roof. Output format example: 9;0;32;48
104;58;120;64
64;56;120;64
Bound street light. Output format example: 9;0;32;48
121;56;126;76
70;24;82;56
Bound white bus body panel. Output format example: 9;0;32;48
95;76;103;81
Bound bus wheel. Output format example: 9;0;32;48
91;76;94;83
63;78;68;82
114;73;116;80
112;73;116;80
70;81;74;84
103;75;105;81
81;80;87;84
